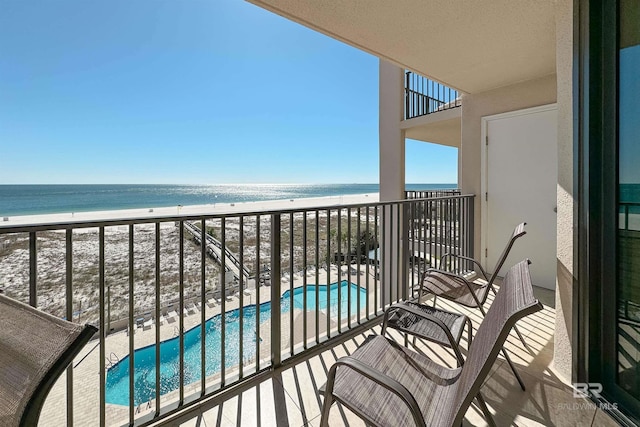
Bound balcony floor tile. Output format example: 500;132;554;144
171;286;618;427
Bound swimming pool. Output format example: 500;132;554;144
105;281;367;406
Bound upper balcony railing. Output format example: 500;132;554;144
406;189;461;199
0;194;474;426
404;71;462;120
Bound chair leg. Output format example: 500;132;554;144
319;393;333;427
514;324;528;347
475;393;496;427
501;347;526;391
432;295;437;307
418;286;425;304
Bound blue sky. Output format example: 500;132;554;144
0;0;457;185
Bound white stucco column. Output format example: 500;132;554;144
553;0;574;383
379;60;405;202
379;60;406;307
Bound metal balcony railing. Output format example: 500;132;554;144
406;189;461;199
404;71;461;120
0;194;474;426
619;201;640;231
617;201;640;328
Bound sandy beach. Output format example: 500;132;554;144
0;193;380;324
0;192;379;227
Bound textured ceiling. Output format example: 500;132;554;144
247;0;557;94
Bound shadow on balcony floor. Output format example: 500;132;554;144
153;286;618;427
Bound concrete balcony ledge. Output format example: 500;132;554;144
401;107;461;148
401;104;462;128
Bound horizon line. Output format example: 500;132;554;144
0;182;459;186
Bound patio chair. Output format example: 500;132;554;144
0;294;97;427
165;308;178;323
320;259;542;427
143;317;154;331
419;222;526;307
382;301;472;367
187;303;198;315
416;221;529;390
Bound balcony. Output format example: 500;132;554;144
404;72;462;121
406;189;461;199
152;288;612;427
0;194;615;426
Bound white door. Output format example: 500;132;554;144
481;104;557;289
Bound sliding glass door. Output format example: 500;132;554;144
615;0;640;406
578;0;640;423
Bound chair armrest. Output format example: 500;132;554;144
324;356;427;427
383;303;466;366
439;254;489;281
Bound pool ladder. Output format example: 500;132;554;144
105;352;119;370
135;400;153;414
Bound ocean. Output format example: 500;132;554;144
621;183;640;204
0;183;457;216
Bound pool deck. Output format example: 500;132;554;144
39;265;380;426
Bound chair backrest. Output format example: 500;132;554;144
450;259;542;426
0;295;97;427
486;222;527;286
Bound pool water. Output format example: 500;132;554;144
282;280;367;315
105;281;367;406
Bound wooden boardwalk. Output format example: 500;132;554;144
183;221;252;282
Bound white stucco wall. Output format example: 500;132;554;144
459;74;558;259
553;0;573;383
379;60;405;202
459;0;573;383
379;60;405;305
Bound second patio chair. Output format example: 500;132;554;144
418;222;526;311
319;259;542;427
416;221;529;389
